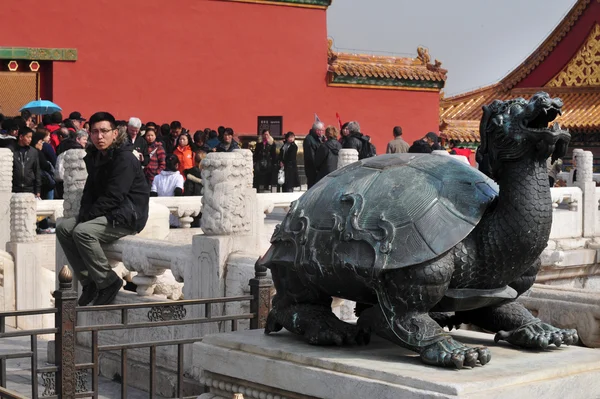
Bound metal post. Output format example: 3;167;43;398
249;260;272;330
53;265;77;399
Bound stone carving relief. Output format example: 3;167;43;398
10;193;37;243
201;153;251;235
62;149;87;219
233;149;254;189
0;149;13;193
337;149;359;169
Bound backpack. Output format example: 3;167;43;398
358;136;377;159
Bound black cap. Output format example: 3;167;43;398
69;111;86;121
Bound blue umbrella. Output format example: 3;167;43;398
20;100;62;115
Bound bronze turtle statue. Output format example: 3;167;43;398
257;92;577;368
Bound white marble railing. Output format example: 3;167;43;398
557;171;600;185
595;187;600;235
550;187;583;239
258;192;304;214
150;196;202;228
36;199;64;222
102;236;190;297
36;192;305;229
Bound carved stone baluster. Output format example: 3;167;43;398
10;193;37;243
0;148;13;249
131;272;158;296
201;152;250;236
62;149;87;219
57;149;87;291
233;148;254;189
337;148;359;169
573;149;596;237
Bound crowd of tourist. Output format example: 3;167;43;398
0;109;483;207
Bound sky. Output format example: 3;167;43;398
326;0;578;96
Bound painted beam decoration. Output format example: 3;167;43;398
226;0;331;9
327;40;447;91
0;47;77;61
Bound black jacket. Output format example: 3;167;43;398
183;167;203;196
315;139;342;183
79;143;149;233
278;142;300;189
128;134;149;167
341;133;363;153
56;138;83;156
253;141;277;187
215;140;240;152
164;135;179;155
12;145;41;194
0;135;16;150
302;131;321;187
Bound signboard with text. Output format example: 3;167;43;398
257;116;283;137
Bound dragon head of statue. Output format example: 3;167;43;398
479;91;571;178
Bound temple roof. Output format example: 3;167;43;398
328;40;447;90
440;0;600;142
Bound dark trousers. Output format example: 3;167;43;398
57;216;133;288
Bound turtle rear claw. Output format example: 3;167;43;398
494;320;578;349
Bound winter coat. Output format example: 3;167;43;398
144;141;166;185
79;143;149;233
341;133;363;153
183;167;203;196
36;148;56;195
151;170;184;197
0;134;16;149
42;142;57;166
164;135;179;155
253;140;277;188
128;134;149;167
302;131;321;188
315;139;342;183
11;145;41;194
174;145;194;177
56;138;83;156
206;138;220;150
278;142;300;189
386;137;410;154
215;140;240;153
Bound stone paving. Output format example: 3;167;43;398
0;332;166;398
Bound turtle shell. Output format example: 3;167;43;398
275;153;498;271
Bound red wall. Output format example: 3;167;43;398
2;0;439;152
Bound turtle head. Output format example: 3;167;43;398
479;91;571;178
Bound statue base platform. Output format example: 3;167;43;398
195;329;600;399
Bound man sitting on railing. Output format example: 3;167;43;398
57;112;149;306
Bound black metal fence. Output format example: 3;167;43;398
0;265;273;399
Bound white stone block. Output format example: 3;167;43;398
137;201;170;240
0;192;11;250
196;329;600;399
555;237;588;250
7;241;43;330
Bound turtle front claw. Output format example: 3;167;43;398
494;320;578;349
420;337;491;368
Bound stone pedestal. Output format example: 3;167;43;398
7;193;44;329
6;241;43;330
195;329;600;399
